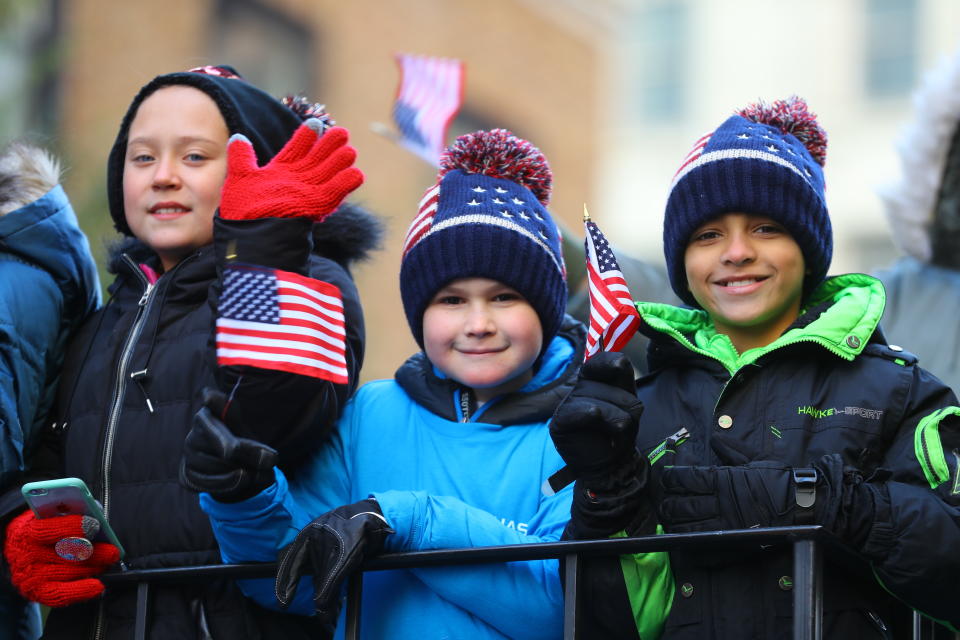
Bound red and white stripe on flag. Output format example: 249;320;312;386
584;219;641;361
392;53;465;166
216;264;348;383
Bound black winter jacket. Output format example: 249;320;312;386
576;275;960;639
7;207;379;639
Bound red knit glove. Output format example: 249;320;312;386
219;119;364;222
3;510;120;607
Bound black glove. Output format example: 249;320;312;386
275;499;394;633
180;388;278;502
659;452;874;548
550;351;644;480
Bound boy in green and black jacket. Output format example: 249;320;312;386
550;97;960;639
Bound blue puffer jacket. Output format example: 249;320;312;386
202;316;586;640
0;183;99;490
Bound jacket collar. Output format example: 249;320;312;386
395;314;586;425
640;274;886;373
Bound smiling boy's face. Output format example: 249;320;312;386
123;85;229;272
684;212;805;352
422;277;543;405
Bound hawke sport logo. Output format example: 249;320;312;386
797;405;884;420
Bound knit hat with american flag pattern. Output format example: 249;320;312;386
399;129;567;351
663;96;832;307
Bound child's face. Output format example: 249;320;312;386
423;277;543;405
684;212;805;349
123;85;229;272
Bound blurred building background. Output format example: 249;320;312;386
2;0;959;381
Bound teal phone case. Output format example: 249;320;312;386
22;477;126;559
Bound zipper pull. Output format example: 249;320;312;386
130;369;154;413
138;283;154;306
459;389;472;423
667;427;690;446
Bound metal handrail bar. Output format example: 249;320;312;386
101;526;830;640
101;525;827;583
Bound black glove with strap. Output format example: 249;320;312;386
275;499;394;633
550;352;654;537
659;452;875;549
180;388;278;503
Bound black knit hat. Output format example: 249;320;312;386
107;65;311;236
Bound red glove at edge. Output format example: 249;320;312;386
3;510;120;607
219;119;364;223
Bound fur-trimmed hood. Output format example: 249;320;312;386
106;200;383;274
879;48;960;261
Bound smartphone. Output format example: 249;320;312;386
22;478;125;559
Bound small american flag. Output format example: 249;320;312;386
216;264;348;383
392;53;465;166
584;217;640;361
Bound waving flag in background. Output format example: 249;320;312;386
216;264;348;383
392;53;465;166
583;208;641;361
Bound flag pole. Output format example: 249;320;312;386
582;203;604;352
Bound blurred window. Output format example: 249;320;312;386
864;0;917;97
632;1;688;121
211;0;314;99
0;0;62;143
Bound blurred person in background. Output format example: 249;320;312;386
877;47;960;394
0;141;100;640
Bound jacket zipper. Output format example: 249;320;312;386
93;256;155;640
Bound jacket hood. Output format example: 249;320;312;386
879;48;960;262
395;314;586;425
105;200;384;275
640;273;886;373
311;201;384;267
0;145;100;309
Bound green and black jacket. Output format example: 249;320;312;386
583;274;960;639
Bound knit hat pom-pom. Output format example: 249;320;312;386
738;96;827;166
439;128;553;204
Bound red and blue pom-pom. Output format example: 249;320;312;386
738;96;827;167
439;128;553;205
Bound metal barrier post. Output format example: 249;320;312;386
134;582;149;640
792;539;822;640
563;553;580;640
344;573;363;640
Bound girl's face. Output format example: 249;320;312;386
123;85;229;272
684;212;806;352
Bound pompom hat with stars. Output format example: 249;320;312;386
399;129;567;351
663;96;832;307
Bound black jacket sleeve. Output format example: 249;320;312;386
858;365;960;630
210;216;366;469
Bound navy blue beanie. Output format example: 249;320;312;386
107;65;326;236
663;96;832;307
399;129;567;351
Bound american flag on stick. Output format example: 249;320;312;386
391;53;465;166
216;264;348;383
583;206;641;361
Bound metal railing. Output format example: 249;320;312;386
100;525;945;640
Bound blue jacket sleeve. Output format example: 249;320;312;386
0;278;60;486
372;486;571;640
200;413;355;616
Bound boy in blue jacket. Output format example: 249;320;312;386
550;97;960;638
183;129;586;639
